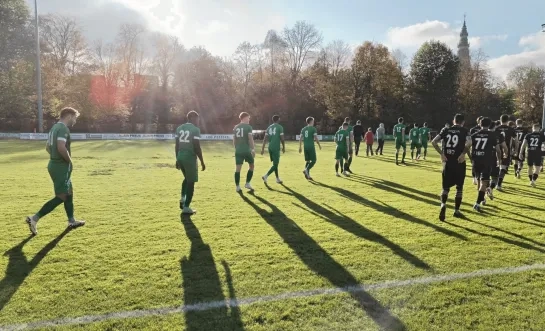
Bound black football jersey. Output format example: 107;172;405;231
439;125;469;162
471;129;499;163
470;125;480;135
524;132;545;157
496;125;516;150
514;127;528;144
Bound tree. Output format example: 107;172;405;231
151;33;184;88
234;41;258;111
282;21;322;83
0;0;32;70
409;41;460;127
508;64;545;123
323;40;351;77
263;29;286;83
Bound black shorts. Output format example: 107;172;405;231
528;154;544;167
472;161;491;181
442;162;466;189
501;154;511;167
490;163;500;178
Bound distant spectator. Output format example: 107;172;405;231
353;120;364;156
375;123;385;155
364;127;375;156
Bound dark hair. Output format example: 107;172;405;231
187;110;199;122
500;114;510;123
495;120;501;126
508;121;515;127
272;115;280;122
239;112;250;120
533;123;542;129
368;127;372;131
60;107;80;119
306;117;314;124
398;117;404;123
477;116;484;124
344;117;350;123
414;123;419;128
516;119;523;125
423;122;428;127
454;113;465;124
480;117;491;128
342;122;349;128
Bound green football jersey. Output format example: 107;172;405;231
175;123;201;160
335;129;349;150
234;123;253;153
47;122;71;164
301;126;317;149
409;128;420;143
266;123;284;152
419;127;430;141
393;123;406;140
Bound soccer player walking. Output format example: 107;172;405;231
519;123;545;186
353;120;364;156
470;117;502;212
409;123;421;161
299;117;322;180
175;111;206;215
393;117;407;165
469;116;484;184
340;117;354;173
419;123;431;160
335;123;351;177
25;107;85;235
431;114;471;221
514;119;528;179
261;115;285;184
233;112;256;192
496;115;516;190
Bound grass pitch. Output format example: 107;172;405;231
1;140;545;331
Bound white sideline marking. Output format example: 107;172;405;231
2;263;545;331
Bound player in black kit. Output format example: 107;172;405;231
431;114;471;221
485;121;505;201
519;123;545;187
470;117;502;212
469;116;483;185
495;115;516;190
513;119;528;179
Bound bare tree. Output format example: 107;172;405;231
116;23;147;88
323;40;351;76
283;21;323;83
234;41;258;111
390;48;407;72
263;29;286;85
151;33;184;88
40;14;88;74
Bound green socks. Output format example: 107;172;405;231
266;166;275;177
64;195;74;220
181;179;187;198
185;182;195;208
235;172;241;186
37;197;64;218
246;170;254;183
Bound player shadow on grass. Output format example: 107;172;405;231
306;181;467;242
0;228;73;312
239;192;407;331
180;215;244;331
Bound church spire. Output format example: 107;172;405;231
457;15;470;67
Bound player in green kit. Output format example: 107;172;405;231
335;122;351;177
339;117;354;173
409;123;421;161
234;112;256;192
299;116;322;180
393;117;407;165
261;115;285;184
175;111;206;215
419;122;431;159
25;107;85;235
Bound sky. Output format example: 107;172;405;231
28;0;545;79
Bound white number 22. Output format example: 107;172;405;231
178;131;190;143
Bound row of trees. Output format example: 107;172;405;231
1;0;544;133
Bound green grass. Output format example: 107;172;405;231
1;140;545;330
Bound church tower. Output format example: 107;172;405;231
457;16;470;67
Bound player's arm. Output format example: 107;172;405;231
501;141;508;158
314;133;321;150
249;132;256;157
519;140;528;160
192;137;205;171
350;130;354;148
280;131;285;153
298;132;303;153
460;135;472;162
431;134;446;161
46;142;51;154
261;134;268;155
495;145;502;164
346;135;351;152
56;139;72;164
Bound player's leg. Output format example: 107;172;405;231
410;143;415;160
528;162;534;185
273;152;281;183
181;160;198;213
335;158;341;176
474;166;489;212
263;150;276;183
235;154;243;192
535;165;542;184
487;165;499;200
439;164;451;221
245;154;255;190
306;149;317;180
355;140;360;156
497;160;508;189
453;163;466;217
423;142;428;159
395;140;400;164
401;143;407;164
345;151;353;173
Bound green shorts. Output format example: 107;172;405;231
48;161;72;195
395;139;406;150
410;142;421;150
235;151;254;165
178;157;198;183
421;141;428;149
304;147;317;162
335;149;348;160
269;150;280;165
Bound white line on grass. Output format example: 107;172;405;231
2;263;545;331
